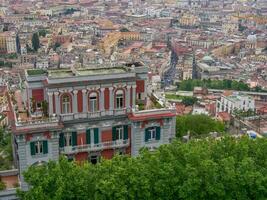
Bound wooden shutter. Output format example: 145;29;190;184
94;128;99;144
123;125;128;140
156;127;161;140
145;128;149;142
30;142;35;156
43;140;48;154
86;129;91;144
72;132;77;146
112;127;116;141
59;133;64;148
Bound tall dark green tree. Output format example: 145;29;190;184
32;32;40;52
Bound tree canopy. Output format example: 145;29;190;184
32;32;40;52
178;79;252;91
38;29;49;37
18;137;267;200
0;128;13;171
176;114;225;138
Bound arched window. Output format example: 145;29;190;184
89;92;98;112
62;94;71;114
115;90;124;109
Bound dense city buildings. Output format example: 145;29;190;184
0;0;266;199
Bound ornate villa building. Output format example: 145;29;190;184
8;63;176;189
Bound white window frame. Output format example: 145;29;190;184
116;126;123;141
62;95;71;114
64;133;72;147
34;141;43;154
116;90;124;109
148;127;156;141
89;93;98;112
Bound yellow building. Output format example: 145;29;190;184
0;32;17;54
99;31;141;56
212;42;241;57
0;33;7;53
179;14;199;27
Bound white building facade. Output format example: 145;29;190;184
216;92;255;115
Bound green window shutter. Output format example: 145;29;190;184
112;127;116;141
86;129;91;144
123;125;128;140
59;133;64;148
43;140;48;154
30;142;35;156
72;132;77;146
156;127;161;140
94;128;99;144
145;129;149;142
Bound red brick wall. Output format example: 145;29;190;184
104;88;109;110
126;146;131;155
32;89;44;102
101;129;112;142
43;131;51;139
77;132;86;145
77;90;83;113
1;175;18;189
25;134;33;141
136;80;145;93
75;152;88;162
101;149;114;159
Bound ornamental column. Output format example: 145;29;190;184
126;86;131;109
54;92;60;115
132;85;136;108
82;89;87;113
48;92;53;116
109;87;114;111
73;90;78;113
100;88;105;111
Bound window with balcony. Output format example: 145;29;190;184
59;132;77;148
30;140;48;156
86;128;99;144
89;93;98;112
62;94;71;114
145;127;161;142
64;133;72;147
112;125;128;141
116;126;123;140
115;90;124;109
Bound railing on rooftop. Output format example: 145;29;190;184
60;139;130;154
60;108;127;121
131;107;176;116
15;116;59;130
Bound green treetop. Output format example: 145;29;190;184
18;136;267;200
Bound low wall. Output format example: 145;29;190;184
0;169;19;200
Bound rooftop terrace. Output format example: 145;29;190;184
26;66;131;79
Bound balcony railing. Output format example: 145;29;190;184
60;109;127;121
60;139;130;154
15;116;59;130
